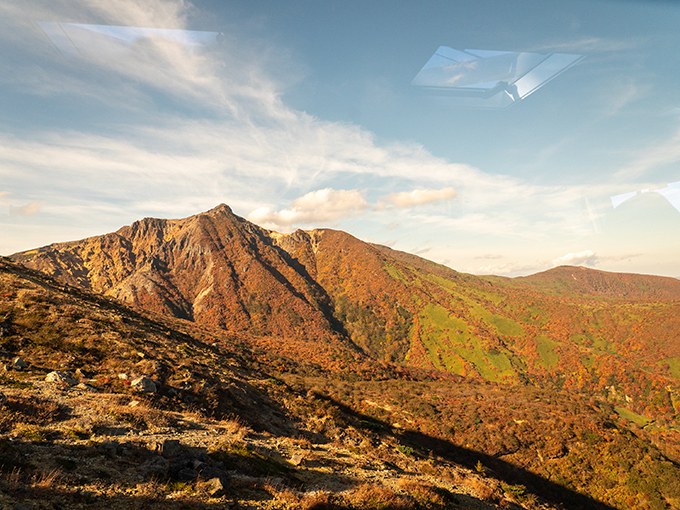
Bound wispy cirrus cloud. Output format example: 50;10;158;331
10;201;42;216
376;187;456;210
0;0;674;280
615;127;680;179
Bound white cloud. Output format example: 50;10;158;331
247;188;369;231
376;187;456;210
552;250;597;267
9;201;42;216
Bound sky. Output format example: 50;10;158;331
1;0;680;277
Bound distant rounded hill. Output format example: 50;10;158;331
516;265;680;300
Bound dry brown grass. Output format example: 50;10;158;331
31;467;62;488
396;479;449;506
216;417;251;439
466;476;505;505
345;483;414;509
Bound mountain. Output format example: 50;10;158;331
6;205;680;509
11;205;365;371
12;205;680;421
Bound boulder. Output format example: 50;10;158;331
158;439;182;458
131;376;157;393
12;357;27;370
45;371;77;386
140;455;169;477
203;476;228;497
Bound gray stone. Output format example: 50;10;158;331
76;382;97;392
131;376;157;393
159;439;182;458
199;466;228;481
204;476;228;497
12;357;27;370
141;455;169;477
45;370;77;386
177;467;198;481
100;440;118;455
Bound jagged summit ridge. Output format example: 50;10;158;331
12;206;348;350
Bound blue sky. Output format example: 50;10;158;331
1;0;680;277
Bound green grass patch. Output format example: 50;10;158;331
662;356;680;382
418;304;516;382
472;307;524;336
614;406;651;427
0;375;34;390
535;335;559;369
384;264;408;285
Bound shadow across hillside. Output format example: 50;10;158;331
315;393;618;510
0;437;509;510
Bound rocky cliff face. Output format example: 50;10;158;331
13;205;343;347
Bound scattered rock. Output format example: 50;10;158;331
203;476;229;497
45;371;78;386
0;392;7;406
169;456;200;480
118;373;129;380
75;368;93;379
158;439;182;458
131;376;157;393
177;467;198;481
141;455;169;477
100;440;118;455
198;465;228;481
289;453;304;466
75;382;97;392
12;357;27;370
